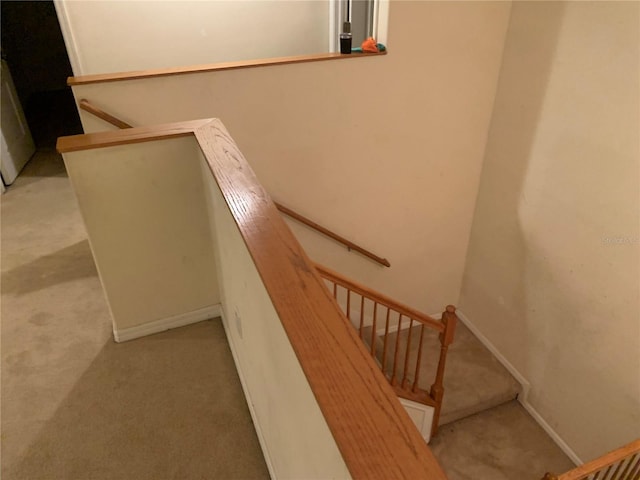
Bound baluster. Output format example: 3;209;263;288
332;281;337;299
627;454;640;480
359;295;365;339
390;313;403;385
401;319;414;389
412;323;426;392
600;464;614;480
617;454;638;479
370;302;378;357
346;289;351;322
610;456;627;480
429;305;457;437
381;308;391;378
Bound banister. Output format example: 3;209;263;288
543;438;640;480
315;260;458;439
56;119;448;479
76;101;391;269
314;262;442;331
276;203;391;267
78;99;133;129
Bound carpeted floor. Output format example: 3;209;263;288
430;400;575;480
1;150;270;480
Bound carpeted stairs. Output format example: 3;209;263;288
361;316;575;479
365;321;521;426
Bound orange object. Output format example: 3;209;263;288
361;37;379;53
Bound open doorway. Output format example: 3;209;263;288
1;1;82;155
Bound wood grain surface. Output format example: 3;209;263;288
67;51;386;86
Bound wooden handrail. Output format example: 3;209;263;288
314;262;441;330
57;119;448;479
57;119;210;153
78;99;133;129
67;51;386;86
76;100;391;269
543;439;640;480
277;203;390;267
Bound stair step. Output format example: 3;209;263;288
362;321;521;425
430;400;575;480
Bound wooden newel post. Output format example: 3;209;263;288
429;305;458;437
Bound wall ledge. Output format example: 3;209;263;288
67;51;386;86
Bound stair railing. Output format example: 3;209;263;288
543;439;640;480
275;202;390;267
76;100;391;268
78;99;133;129
314;262;457;437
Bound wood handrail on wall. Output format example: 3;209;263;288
276;203;390;267
79;99;133;129
315;262;457;437
56;119;448;479
67;51;386;86
543;439;640;480
77;99;391;268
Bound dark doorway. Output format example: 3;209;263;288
1;0;83;149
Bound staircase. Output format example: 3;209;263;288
317;263;577;479
72;103;635;480
364;320;521;426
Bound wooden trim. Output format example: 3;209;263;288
314;262;444;332
275;202;390;267
547;439;640;480
78;99;133;129
56;119;447;479
56;119;211;153
67;51;386;86
394;385;437;408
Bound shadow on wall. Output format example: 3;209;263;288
460;0;567;383
462;0;640;461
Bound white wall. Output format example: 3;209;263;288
56;0;329;75
199;150;351;479
71;1;512;318
62;137;220;336
459;2;639;462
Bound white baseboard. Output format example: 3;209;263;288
219;310;277;480
520;398;582;465
454;310;531;396
454;309;582;466
113;304;222;342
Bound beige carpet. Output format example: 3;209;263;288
430;400;575;480
364;320;521;425
1;150;269;479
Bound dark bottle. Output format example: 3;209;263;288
340;21;352;54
